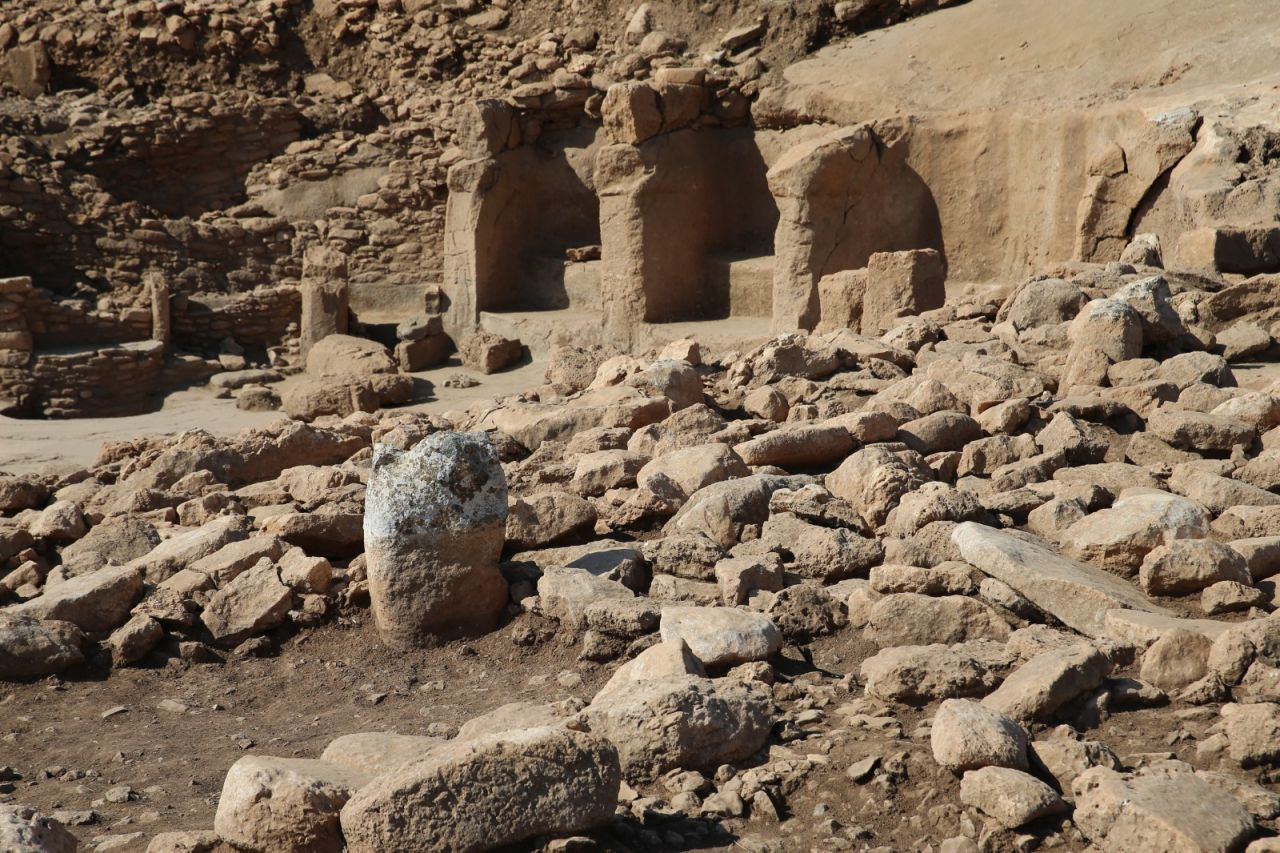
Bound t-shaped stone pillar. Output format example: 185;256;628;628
145;272;171;351
299;245;349;359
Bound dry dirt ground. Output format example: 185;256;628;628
5;600;1266;852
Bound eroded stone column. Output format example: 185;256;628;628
767;126;882;333
442;156;500;338
363;431;509;646
146;272;171;350
299;245;349;359
594;143;650;348
442;99;515;339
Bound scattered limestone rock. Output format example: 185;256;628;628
505;490;597;550
861;642;1008;704
340;727;621;852
1060;490;1211;575
215;756;369;853
0;613;84;680
580;676;773;780
865;593;1010;647
594;639;706;700
953;523;1167;637
1139;628;1213;691
1221;702;1280;766
201;559;293;648
0;805;77;853
982;642;1112;721
1139;539;1251;596
959;766;1067;829
1073;762;1256;852
658;606;782;667
930;699;1029;773
12;564;143;633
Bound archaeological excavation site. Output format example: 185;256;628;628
4;0;1280;849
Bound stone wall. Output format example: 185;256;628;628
0;275;299;417
70;93;305;219
0;94;303;298
172;286;301;355
18;290;152;348
29;340;166;419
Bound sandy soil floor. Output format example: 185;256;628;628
0;358;546;475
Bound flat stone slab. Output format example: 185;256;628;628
1102;609;1235;649
952;523;1168;638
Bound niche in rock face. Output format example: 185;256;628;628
768;124;945;331
599;127;778;325
475;125;602;314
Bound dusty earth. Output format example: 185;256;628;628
0;358;544;475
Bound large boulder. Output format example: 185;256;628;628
320;733;444;776
1220;702;1280;766
1139;539;1251;596
363;432;509;645
637;443;749;504
0;613;83;680
581;676;773;780
536;566;634;630
11;564;143;633
459;333;523;374
953;523;1168;638
931;699;1028;773
305;334;397;377
1148;409;1256;452
1073;762;1256;852
863;249;946;336
594;639;706;700
0;805;76;853
759;512;883;581
282;374;412;422
1139;628;1212;691
340;727;621;853
215;756;369;853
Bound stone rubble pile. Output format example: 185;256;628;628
3;246;1280;849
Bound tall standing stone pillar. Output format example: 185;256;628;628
594;144;651;349
299;245;349;359
768;125;883;333
146;272;171;351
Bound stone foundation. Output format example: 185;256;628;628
29;340;166;418
0;275;299;417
